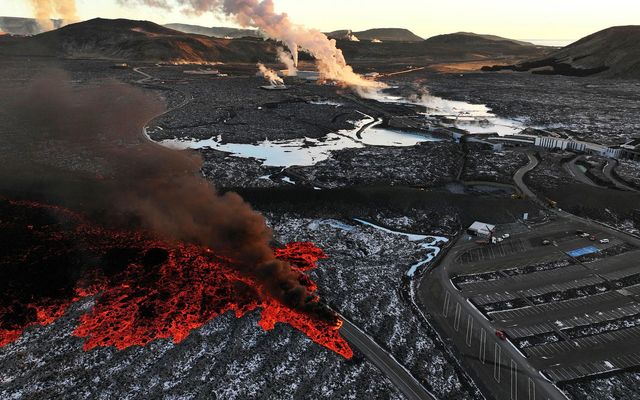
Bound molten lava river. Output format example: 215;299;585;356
0;199;352;359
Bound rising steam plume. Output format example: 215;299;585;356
0;70;334;322
28;0;78;31
277;46;297;76
257;62;285;85
119;0;382;87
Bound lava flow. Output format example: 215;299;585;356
0;199;353;359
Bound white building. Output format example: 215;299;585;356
467;222;496;237
534;136;622;158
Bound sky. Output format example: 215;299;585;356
2;0;639;44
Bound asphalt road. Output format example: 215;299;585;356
340;317;437;400
603;158;638;192
565;155;601;187
513;151;540;203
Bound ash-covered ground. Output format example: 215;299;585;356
144;66;365;144
561;373;640;400
270;215;478;399
615;160;640;190
461;143;529;184
291;142;463;189
0;292;402;400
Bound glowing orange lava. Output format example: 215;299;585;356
0;200;352;359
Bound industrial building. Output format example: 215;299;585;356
484;133;624;159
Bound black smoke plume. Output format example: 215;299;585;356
0;70;334;322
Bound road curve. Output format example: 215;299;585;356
340;317;437;400
513;151;540;203
603;158;639;192
565;155;601;187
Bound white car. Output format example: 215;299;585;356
600;239;610;244
502;234;511;239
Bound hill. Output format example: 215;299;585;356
336;31;549;64
425;32;534;47
0;18;276;63
327;28;423;42
482;26;640;78
0;18;550;68
164;23;260;39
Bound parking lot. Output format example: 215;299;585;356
447;219;640;385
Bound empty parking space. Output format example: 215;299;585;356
489;291;630;322
472;292;521;306
543;351;640;383
525;340;577;359
520;275;604;297
506;323;557;339
553;303;640;329
457;240;526;264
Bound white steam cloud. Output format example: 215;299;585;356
28;0;78;31
257;63;284;86
119;0;383;88
277;46;297;76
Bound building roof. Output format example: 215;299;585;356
468;221;496;234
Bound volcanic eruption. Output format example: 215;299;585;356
28;0;78;31
0;71;352;358
0;199;351;357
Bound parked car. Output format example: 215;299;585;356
495;330;507;340
600;239;610;244
589;236;597;241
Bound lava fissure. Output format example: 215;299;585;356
0;199;352;359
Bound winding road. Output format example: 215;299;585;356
603;158;639;192
564;155;600;187
513;151;540;203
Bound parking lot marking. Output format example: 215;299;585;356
528;378;535;400
494;344;502;382
443;291;451;317
511;360;518;400
454;303;462;331
466;315;474;347
480;329;487;364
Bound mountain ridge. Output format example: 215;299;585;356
482;26;640;78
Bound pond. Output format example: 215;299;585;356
159;114;442;167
